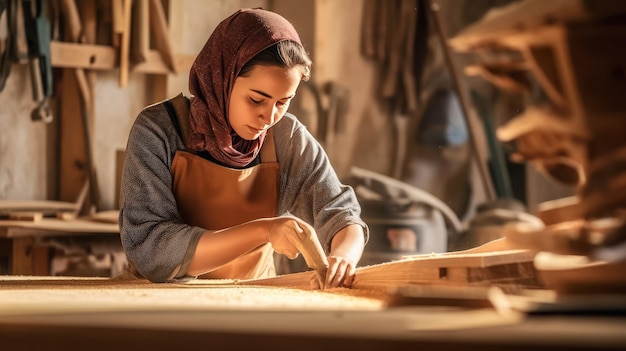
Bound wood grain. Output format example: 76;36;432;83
242;250;539;291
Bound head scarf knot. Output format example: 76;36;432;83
188;8;302;167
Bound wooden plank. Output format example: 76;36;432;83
241;271;316;290
148;0;176;72
31;245;51;276
0;238;10;274
50;42;117;70
115;149;125;210
59;68;88;205
400;249;536;268
446;261;539;285
119;0;133;87
131;0;150;63
536;196;581;225
387;285;503;309
56;212;77;221
11;238;34;275
89;210;119;224
535;252;626;295
132;50;194;74
242;250;538;290
50;41;195;74
0;218;119;238
448;0;626;51
59;0;84;42
146;74;168;105
111;0;124;46
7;212;44;223
0;200;79;214
78;0;98;140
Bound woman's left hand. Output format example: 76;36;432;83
324;255;357;288
323;224;366;289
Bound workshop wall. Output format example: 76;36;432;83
0;0;266;210
0;0;574;218
0;64;54;201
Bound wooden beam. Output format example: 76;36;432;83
132;50;194;74
50;41;194;74
11;238;34;275
131;0;150;63
241;250;539;291
148;0;177;73
119;0;133;87
50;42;117;70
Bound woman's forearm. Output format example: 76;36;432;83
186;220;269;276
329;224;365;264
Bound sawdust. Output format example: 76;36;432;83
0;276;387;315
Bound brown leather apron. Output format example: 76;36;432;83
167;94;279;280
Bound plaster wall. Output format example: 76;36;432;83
0;0;575;217
0;0;266;210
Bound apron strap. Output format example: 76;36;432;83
260;128;276;163
163;93;191;145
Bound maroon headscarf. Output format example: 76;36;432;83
187;8;302;167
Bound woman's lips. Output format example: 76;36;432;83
247;125;265;134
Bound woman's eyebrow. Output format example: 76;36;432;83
250;89;272;98
250;89;295;100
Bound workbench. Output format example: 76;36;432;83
0;217;121;276
0;276;625;351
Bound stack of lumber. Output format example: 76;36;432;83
504;197;626;295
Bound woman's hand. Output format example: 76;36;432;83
264;218;366;289
325;224;366;288
265;216;314;259
325;255;357;288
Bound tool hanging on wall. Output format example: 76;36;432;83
0;0;16;92
428;0;496;201
22;0;53;123
57;0;100;215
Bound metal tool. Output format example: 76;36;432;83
23;0;53;123
0;0;16;92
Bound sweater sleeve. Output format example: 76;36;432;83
274;114;370;253
119;103;205;283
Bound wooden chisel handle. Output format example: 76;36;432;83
293;222;329;290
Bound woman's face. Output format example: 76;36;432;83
228;65;302;140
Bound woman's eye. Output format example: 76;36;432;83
250;97;262;104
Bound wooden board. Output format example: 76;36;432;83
504;218;622;256
89;210;119;224
0;277;385;314
534;252;626;295
0;200;79;214
0;218;119;238
242;250;539;291
0;200;80;222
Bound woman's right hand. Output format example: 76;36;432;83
264;216;315;259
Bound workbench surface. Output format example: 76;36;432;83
1;276;625;351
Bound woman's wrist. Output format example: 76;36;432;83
330;224;365;264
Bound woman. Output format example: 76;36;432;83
119;8;368;288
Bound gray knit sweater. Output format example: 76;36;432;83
119;100;369;282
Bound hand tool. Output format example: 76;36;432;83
292;223;329;290
0;0;16;92
23;0;53;123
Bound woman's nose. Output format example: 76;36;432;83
260;105;277;125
